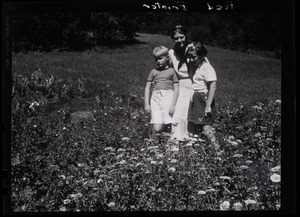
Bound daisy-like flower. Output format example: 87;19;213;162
119;160;126;165
219;176;231;180
270;165;281;172
270;173;281;183
184;143;193;147
232;202;243;211
214;182;221;186
168;167;176;172
220;201;230;210
205;188;216;193
197;190;206;195
104;147;114;152
63;199;71;205
230;141;239;146
170;159;177;164
239;165;249;170
107;202;115;207
232;154;243;157
254;132;261;137
252;105;262;110
150;160;157;165
70;193;82;200
77;163;85;168
245;160;253;164
117;148;126;153
168;146;179;152
156;153;164;159
59;206;67;211
121;137;130;142
244;199;256;205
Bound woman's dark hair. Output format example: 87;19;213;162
170;25;189;40
171;25;191;61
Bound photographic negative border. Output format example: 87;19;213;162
2;0;295;215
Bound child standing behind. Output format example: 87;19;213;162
144;45;179;143
186;42;220;151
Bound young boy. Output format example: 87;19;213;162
144;45;179;143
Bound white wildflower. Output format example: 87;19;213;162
107;202;115;207
220;201;230;210
270;165;281;172
168;167;176;172
219;176;231;180
232;202;243;211
239;165;249;170
244;199;257;205
233;153;243;158
270;173;281;183
121;137;130;142
198;190;206;195
170;159;177;164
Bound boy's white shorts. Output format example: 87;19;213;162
150;90;173;124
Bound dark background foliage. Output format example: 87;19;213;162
12;12;281;57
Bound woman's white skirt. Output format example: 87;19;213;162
172;79;194;141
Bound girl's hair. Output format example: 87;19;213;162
188;41;208;59
153;45;169;57
171;25;189;39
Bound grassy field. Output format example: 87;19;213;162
12;33;281;110
10;33;281;212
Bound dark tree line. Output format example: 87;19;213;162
12;12;281;57
12;12;139;52
136;12;281;56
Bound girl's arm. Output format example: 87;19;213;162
205;81;217;115
144;82;152;113
168;82;179;117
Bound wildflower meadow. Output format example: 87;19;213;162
9;33;282;212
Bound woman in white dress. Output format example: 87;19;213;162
169;25;211;141
168;25;194;141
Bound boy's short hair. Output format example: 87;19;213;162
153;46;169;57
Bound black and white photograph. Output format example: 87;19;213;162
2;0;296;214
